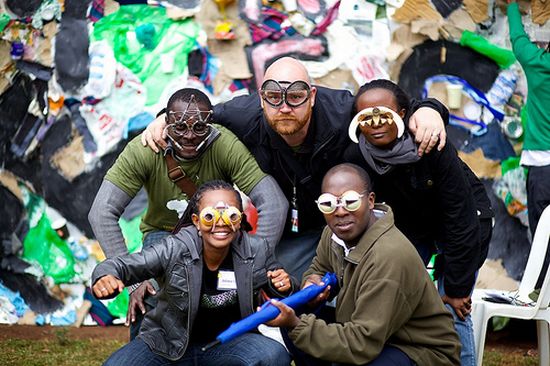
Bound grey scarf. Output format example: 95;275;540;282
358;132;420;175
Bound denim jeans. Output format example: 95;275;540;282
438;278;475;366
275;230;323;281
129;230;171;340
104;334;292;366
283;330;414;366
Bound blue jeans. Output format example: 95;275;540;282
281;321;414;366
438;278;475;366
129;230;171;340
275;230;322;281
104;334;292;366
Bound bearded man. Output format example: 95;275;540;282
143;57;449;280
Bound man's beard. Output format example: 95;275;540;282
266;107;312;136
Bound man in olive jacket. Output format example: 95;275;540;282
268;163;460;365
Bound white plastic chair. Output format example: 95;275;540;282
472;204;550;365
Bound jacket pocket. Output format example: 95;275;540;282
166;265;189;312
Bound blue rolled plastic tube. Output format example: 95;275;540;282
202;272;338;350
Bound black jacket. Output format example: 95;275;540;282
345;141;493;298
91;227;295;361
214;88;449;237
214;86;354;236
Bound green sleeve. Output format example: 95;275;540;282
105;136;153;197
507;3;544;66
212;126;266;195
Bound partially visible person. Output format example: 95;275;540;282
92;180;294;366
344;79;493;366
88;88;287;339
266;163;461;365
508;0;550;292
142;57;449;281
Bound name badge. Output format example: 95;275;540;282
217;270;237;290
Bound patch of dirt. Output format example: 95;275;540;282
0;324;128;342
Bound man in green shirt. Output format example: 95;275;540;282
508;0;550;290
89;88;287;339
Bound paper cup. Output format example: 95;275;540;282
446;83;463;109
51;218;70;240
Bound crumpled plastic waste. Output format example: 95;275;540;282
460;30;516;69
0;297;19;324
83;41;117;100
493;158;528;227
0;281;30;317
21;188;76;284
80;63;146;165
92;5;199;105
31;0;62;29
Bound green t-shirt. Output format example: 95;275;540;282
508;2;550;151
105;124;266;234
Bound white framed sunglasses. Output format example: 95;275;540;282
316;190;368;214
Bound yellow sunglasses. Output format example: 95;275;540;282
199;206;242;231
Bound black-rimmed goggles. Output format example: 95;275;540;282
260;79;311;108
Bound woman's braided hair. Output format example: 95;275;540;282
172;180;253;234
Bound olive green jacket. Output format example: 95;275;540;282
289;204;461;365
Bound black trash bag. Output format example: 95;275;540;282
54;17;89;93
5;0;42;18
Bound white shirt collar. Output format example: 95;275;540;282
331;233;354;257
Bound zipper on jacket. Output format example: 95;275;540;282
311;133;335;162
182;265;191;354
248;260;254;312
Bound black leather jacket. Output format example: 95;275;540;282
91;227;294;360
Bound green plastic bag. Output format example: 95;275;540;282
22;214;76;284
106;288;129;319
92;5;200;105
0;14;10;34
500;156;521;176
460;30;516;69
119;210;145;254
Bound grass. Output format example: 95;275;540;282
0;329;539;366
2;331;124;366
484;349;538;366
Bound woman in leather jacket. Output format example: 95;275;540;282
92;180;294;365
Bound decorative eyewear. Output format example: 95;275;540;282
348;106;404;143
260;79;311;108
166;94;213;137
199;204;242;231
316;190;368;214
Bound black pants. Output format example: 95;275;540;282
526;165;550;288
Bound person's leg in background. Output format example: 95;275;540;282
438;277;476;366
129;230;171;340
527;165;550;289
275;229;322;282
